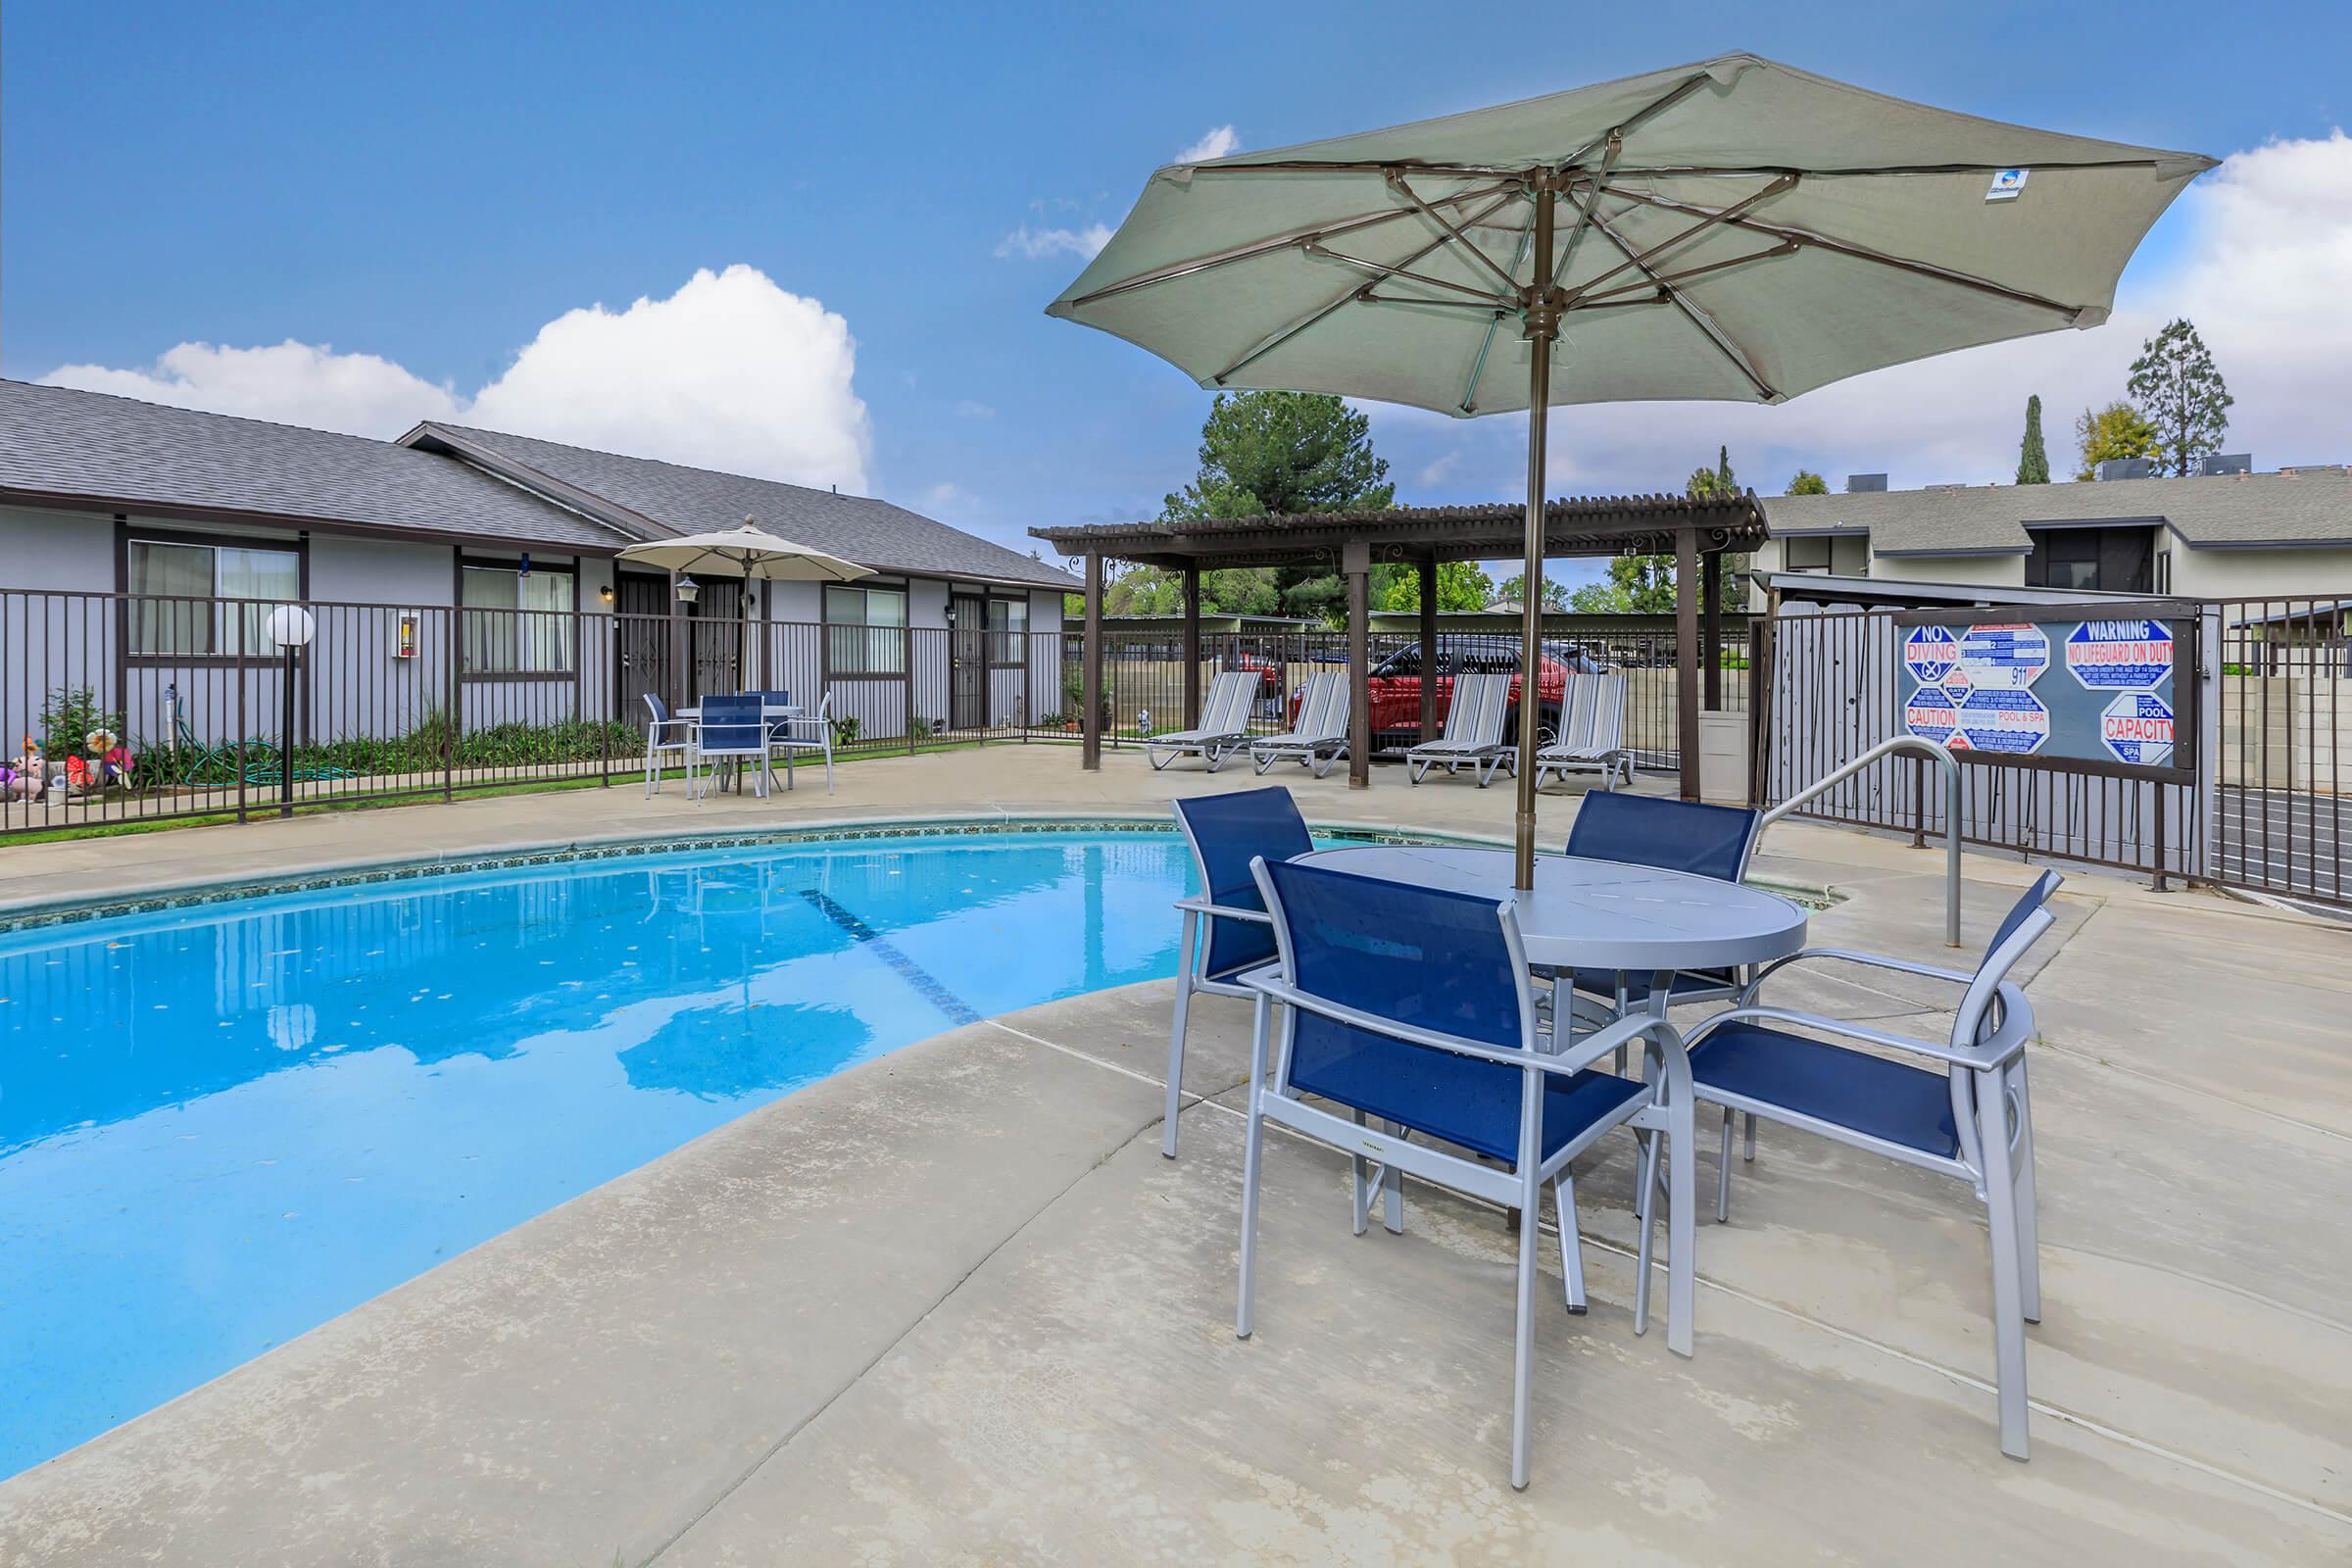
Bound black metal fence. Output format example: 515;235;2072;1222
1756;599;2351;908
0;588;1085;838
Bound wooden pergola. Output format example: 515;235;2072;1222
1033;492;1769;801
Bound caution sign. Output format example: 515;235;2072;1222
2099;690;2175;766
1904;685;1961;744
1954;687;2049;754
1903;624;1961;689
1951;623;2049;693
2065;619;2173;691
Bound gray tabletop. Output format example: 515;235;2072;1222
1297;844;1807;974
677;704;802;719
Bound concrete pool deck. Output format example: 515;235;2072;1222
1;748;2347;1563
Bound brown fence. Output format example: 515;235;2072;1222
1757;599;2351;909
0;588;1083;838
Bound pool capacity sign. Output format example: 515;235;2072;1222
1895;606;2188;779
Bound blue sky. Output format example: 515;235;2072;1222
6;1;2348;584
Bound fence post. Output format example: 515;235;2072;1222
1911;754;1927;848
906;620;916;756
599;612;612;789
444;605;459;801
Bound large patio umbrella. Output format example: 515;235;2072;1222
1046;53;2212;886
617;517;869;689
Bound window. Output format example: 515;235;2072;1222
990;596;1029;664
462;564;574;673
127;539;301;656
2026;526;2152;595
825;584;906;673
1783;536;1834;573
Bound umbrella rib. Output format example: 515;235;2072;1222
1063;181;1515;309
1458;210;1538;414
1581;205;1780;401
1559;172;1795;308
1386;172;1523;295
1571;238;1799;304
1614;157;2176;178
1304;243;1515;306
1556;71;1718;170
1207;188;1523;385
1604;184;2087;318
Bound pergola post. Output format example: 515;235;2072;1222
1701;547;1723;711
1417;555;1439;742
1181;564;1202;728
1676;527;1701;802
1082;551;1103;771
1345;536;1371;790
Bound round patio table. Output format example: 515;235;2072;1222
1294;844;1808;978
677;703;805;796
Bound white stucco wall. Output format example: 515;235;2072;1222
0;503;115;590
1870;552;2028;588
2167;546;2352;602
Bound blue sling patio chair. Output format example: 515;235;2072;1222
1163;787;1313;1159
687;694;770;801
1238;856;1698;1491
1682;869;2064;1459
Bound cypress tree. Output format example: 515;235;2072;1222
2017;395;2050;484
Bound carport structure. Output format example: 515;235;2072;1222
1033;490;1767;801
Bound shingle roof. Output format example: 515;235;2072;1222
0;379;626;550
408;422;1078;590
1763;467;2352;554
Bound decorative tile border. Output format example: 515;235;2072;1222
0;814;1833;937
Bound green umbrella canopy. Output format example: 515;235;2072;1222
1047;53;2213;888
1047;53;2215;416
616;518;870;582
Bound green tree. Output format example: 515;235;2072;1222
2127;318;2232;476
1494;573;1570;612
2073;400;2162;481
1375;560;1493;612
1786;469;1829;495
1159;389;1396;624
2016;395;2050;484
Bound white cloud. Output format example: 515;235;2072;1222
1177;124;1240;163
467;265;869;491
955;399;995;419
994;222;1113;262
42;340;461;436
920;481;970;513
1417;451;1461;489
40;265;873;493
1367;131;2352;497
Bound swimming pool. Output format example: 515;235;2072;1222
0;828;1200;1479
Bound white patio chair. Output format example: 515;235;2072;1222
1405;670;1513;787
768;691;836;793
1682;870;2065;1459
1144;669;1257;772
1534;670;1632;791
1248;671;1350;778
642;693;695;798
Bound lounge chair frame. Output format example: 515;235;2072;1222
1404;670;1514;787
1144;669;1258;772
1248;670;1350;778
1534;670;1633;791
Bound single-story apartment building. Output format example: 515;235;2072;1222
1750;466;2352;602
0;379;1075;753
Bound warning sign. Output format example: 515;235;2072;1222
2065;619;2174;690
2099;690;2175;766
1904;685;1961;744
1951;623;2049;693
1954;687;2049;754
1903;624;1961;689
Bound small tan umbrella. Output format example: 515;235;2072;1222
1047;52;2214;886
617;517;869;688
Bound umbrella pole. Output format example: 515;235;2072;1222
1513;177;1559;892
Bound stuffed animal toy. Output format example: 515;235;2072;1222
83;729;131;788
6;739;43;800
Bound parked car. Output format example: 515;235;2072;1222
1292;637;1572;741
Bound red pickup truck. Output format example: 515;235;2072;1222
1287;641;1578;741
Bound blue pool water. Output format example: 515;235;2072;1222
0;830;1196;1479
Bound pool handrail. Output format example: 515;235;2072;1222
1757;735;1963;947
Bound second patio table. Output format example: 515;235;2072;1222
1294;844;1808;979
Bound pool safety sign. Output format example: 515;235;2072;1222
2065;618;2174;691
1949;623;2049;692
1903;624;1960;689
2099;690;2175;766
1896;605;2189;778
1951;688;2050;754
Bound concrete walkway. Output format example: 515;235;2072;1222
2;749;2347;1563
